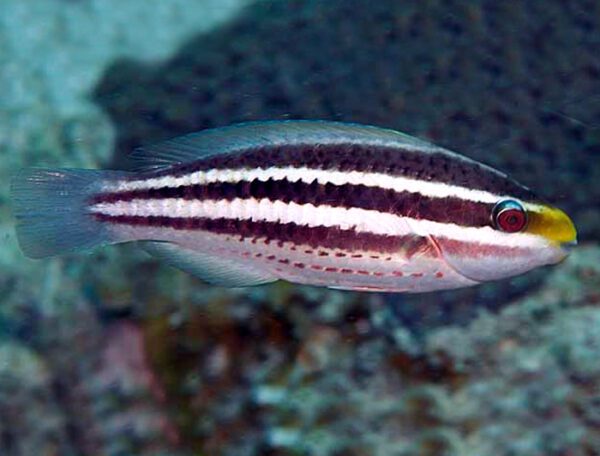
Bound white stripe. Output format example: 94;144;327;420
90;197;546;248
107;167;539;207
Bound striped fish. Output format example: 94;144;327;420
11;121;577;292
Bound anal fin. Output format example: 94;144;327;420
141;241;277;288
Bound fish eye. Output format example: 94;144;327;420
492;199;528;233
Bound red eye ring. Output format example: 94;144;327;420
493;200;528;233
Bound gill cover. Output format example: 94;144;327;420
433;235;549;282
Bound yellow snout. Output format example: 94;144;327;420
526;204;577;246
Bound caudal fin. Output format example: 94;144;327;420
10;168;127;259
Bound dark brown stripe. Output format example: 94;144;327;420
92;180;493;227
93;214;435;255
141;143;536;201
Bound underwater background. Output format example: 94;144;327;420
1;0;599;455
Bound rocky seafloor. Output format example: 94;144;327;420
2;244;600;456
1;1;599;455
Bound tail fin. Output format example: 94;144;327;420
10;168;127;259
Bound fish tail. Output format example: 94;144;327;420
10;168;128;259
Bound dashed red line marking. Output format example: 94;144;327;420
241;246;433;280
435;271;444;278
238;239;394;269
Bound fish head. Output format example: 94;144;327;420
433;197;577;283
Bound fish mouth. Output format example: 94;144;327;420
561;239;578;251
555;239;577;262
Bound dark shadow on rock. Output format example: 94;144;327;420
93;0;599;328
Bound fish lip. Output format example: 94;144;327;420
559;239;577;252
558;239;577;257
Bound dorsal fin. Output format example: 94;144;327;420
130;120;443;171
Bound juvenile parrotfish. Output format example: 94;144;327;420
11;121;577;292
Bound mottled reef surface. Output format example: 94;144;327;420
1;1;600;455
2;245;600;455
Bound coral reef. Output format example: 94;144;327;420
0;303;186;456
2;243;598;455
142;245;600;456
1;1;599;455
0;1;247;455
0;342;72;456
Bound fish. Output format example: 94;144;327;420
10;120;577;292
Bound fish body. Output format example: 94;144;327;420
11;121;577;292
